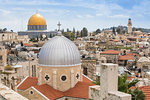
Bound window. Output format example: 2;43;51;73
30;91;33;94
83;67;88;75
76;73;79;79
45;75;50;81
15;68;17;73
61;75;67;81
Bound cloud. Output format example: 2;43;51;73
108;14;129;18
96;13;103;16
85;14;94;18
76;15;83;18
0;9;11;15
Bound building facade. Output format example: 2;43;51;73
18;12;57;38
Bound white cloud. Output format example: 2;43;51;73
85;14;94;18
76;15;83;18
96;13;103;16
108;14;129;18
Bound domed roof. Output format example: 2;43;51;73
39;36;81;67
28;12;46;25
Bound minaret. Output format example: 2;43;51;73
127;18;132;34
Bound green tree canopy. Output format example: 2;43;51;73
95;29;101;34
82;27;88;37
63;32;75;41
93;74;145;100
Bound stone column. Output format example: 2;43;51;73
53;71;57;89
100;63;118;100
38;68;42;85
71;69;74;88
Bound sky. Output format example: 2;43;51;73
0;0;150;32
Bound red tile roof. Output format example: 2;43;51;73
23;43;32;47
119;53;139;60
119;55;134;60
100;50;120;55
127;76;136;81
17;75;94;99
113;39;118;42
17;76;38;90
65;81;94;99
131;86;150;100
34;81;94;100
33;84;64;100
138;86;150;100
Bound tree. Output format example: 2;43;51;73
20;41;23;46
61;29;64;34
80;30;83;37
40;34;43;40
82;27;88;37
93;74;145;100
76;31;80;38
116;27;121;34
128;88;145;100
112;27;116;35
95;29;101;34
36;36;39;42
3;28;7;32
63;32;75;41
73;27;75;34
118;74;139;93
67;28;70;32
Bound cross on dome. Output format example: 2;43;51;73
57;22;61;31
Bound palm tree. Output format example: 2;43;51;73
128;88;145;100
118;74;145;100
118;74;139;93
93;74;145;100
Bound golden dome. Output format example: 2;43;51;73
28;13;47;25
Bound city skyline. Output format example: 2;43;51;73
0;0;150;32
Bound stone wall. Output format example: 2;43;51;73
81;60;96;80
18;87;46;100
0;83;28;100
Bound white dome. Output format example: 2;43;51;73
39;36;81;67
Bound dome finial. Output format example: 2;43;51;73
57;21;61;31
57;22;62;36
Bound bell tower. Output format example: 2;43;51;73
127;18;132;34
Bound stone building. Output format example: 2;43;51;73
0;45;7;67
0;31;29;43
81;60;96;80
137;57;150;70
0;83;28;100
18;11;57;38
100;49;120;64
16;31;94;100
89;63;131;100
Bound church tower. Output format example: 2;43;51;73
127;18;132;34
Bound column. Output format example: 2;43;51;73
53;71;57;89
71;69;74;88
